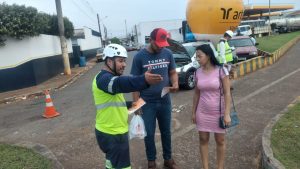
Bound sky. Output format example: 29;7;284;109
1;0;299;38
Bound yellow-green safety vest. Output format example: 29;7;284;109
92;76;128;135
217;40;233;63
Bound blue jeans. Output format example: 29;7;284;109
141;101;172;161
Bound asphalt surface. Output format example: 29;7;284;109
1;41;300;169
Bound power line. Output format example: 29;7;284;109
70;0;97;24
82;0;97;15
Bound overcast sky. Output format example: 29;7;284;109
1;0;299;37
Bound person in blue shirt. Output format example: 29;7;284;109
131;28;179;169
92;44;163;169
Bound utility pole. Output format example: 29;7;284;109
125;19;128;40
269;0;271;36
55;0;71;75
97;13;104;47
134;24;138;46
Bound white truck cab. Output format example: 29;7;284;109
234;25;252;36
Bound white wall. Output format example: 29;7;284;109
137;19;183;47
0;34;72;70
77;28;101;51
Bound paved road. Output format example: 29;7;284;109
1;41;300;169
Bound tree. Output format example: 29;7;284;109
0;3;41;45
110;37;121;44
47;15;74;39
0;3;74;46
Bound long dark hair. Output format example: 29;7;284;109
196;44;221;66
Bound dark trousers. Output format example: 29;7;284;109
95;129;130;169
141;101;172;161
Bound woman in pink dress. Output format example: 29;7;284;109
192;44;231;169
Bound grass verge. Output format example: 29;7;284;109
271;102;300;169
257;31;300;53
0;144;52;169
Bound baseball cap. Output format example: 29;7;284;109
150;28;170;48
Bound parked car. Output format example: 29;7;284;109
228;36;259;61
166;39;218;89
96;48;104;62
125;45;137;52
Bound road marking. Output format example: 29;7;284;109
157;67;300;143
235;67;300;105
154;67;300;148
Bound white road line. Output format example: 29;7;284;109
169;67;300;141
235;68;300;105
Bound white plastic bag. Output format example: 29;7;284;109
129;115;147;139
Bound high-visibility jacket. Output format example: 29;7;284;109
92;76;128;135
217;39;233;64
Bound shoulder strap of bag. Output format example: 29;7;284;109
219;66;237;116
219;67;222;117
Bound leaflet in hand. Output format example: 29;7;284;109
161;87;170;98
128;98;146;115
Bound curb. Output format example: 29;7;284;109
0;60;97;105
15;141;64;169
261;96;300;169
233;34;300;79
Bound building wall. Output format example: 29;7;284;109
0;34;72;69
77;28;101;51
73;28;102;60
0;34;74;92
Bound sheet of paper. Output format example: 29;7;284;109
161;87;170;98
128;98;146;115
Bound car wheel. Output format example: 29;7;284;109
184;71;195;90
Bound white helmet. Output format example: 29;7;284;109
103;44;127;60
225;30;234;38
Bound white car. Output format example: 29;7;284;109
167;39;218;89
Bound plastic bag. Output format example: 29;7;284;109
129;115;147;139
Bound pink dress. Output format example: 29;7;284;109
195;67;227;133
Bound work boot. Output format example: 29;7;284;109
164;159;179;169
148;160;156;169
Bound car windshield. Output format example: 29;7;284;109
184;46;196;57
97;48;103;53
228;38;254;47
173;53;190;59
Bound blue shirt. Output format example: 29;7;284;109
130;48;176;102
96;70;150;108
96;70;148;95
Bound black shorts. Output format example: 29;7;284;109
95;129;130;169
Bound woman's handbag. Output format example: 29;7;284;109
219;67;240;129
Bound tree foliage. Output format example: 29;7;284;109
110;37;121;44
0;3;74;46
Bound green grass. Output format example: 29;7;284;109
271;102;300;169
0;144;52;169
257;31;300;53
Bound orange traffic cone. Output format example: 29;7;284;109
43;90;60;118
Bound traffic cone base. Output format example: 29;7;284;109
43;107;60;118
